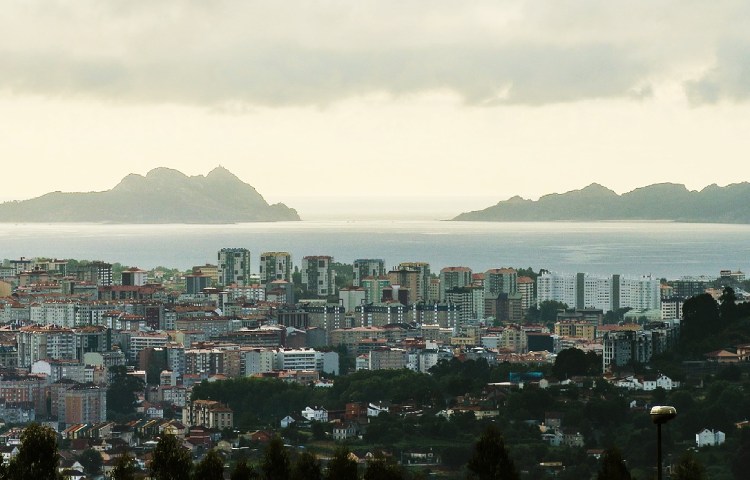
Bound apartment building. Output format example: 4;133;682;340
183;399;234;429
259;252;292;284
353;259;386;287
218;248;252;286
301;256;335;297
439;267;473;301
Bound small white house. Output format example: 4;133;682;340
0;445;19;465
615;376;643;390
367;402;389;417
643;374;680;391
301;406;328;423
541;431;564;447
332;423;359;441
280;415;296;428
696;428;726;447
615;374;679;391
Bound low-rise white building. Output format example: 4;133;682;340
301;406;328;422
614;374;680;391
696;428;725;447
367;402;389;417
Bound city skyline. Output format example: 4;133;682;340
2;1;750;216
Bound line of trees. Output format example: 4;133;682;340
0;421;718;480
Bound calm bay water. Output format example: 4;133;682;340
0;221;748;279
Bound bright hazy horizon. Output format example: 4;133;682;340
2;1;750;217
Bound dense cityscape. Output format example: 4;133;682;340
0;249;748;478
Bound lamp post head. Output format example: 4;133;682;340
650;405;677;424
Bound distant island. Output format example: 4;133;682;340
453;182;750;223
0;166;300;223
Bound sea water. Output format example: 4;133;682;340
0;221;748;278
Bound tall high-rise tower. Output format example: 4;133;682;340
218;248;251;286
301;256;335;297
260;252;292;284
353;259;386;287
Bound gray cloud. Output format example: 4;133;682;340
0;1;748;107
686;41;750;105
0;43;651;106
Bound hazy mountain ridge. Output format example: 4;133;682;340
453;182;750;223
0;166;300;223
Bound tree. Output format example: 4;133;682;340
311;421;327;441
78;448;103;476
110;452;138;480
672;451;706;480
291;451;322;480
7;423;60;480
150;434;193;480
107;365;145;418
596;447;631;480
553;348;590;378
680;294;719;350
364;456;404;480
193;449;224;480
261;437;291;480
603;308;632;325
527;301;568;325
325;447;358;480
231;460;260;480
466;424;519;480
732;429;750;480
720;286;738;324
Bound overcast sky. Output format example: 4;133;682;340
2;1;750;218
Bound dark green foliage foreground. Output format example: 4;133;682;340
150;434;193;480
466;425;519;480
324;447;359;480
193;449;225;480
0;423;60;480
107;364;146;420
110;452;139;480
596;448;630;480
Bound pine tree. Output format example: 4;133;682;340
466;424;519;480
596;447;631;480
231;460;260;480
364;456;404;480
291;451;322;480
672;451;706;480
193;449;224;480
110;452;139;480
7;423;60;480
325;447;359;480
261;437;291;480
78;448;103;476
150;434;193;480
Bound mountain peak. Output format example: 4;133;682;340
581;183;617;195
0;166;300;223
206;165;241;182
145;167;188;180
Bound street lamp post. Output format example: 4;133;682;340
650;405;677;480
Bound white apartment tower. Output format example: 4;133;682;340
353;259;386;287
537;272;660;312
301;256;336;297
439;267;473;301
259;252;292;284
218;248;252;286
484;268;518;300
